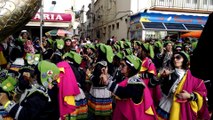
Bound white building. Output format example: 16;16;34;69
87;0;212;42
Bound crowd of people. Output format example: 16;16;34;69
0;28;211;120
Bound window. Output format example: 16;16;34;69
112;24;115;30
184;24;203;30
164;23;186;30
108;25;111;31
116;22;119;29
142;22;166;29
96;30;100;38
103;27;106;34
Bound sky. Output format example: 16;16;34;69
43;0;91;13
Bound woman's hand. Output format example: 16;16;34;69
0;93;10;106
176;90;191;100
99;68;109;85
159;68;172;78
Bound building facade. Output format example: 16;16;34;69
87;0;133;41
87;0;212;42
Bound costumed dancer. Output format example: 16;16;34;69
100;55;157;120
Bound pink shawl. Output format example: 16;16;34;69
113;78;157;120
57;61;80;119
179;70;210;120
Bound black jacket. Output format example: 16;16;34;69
6;85;53;120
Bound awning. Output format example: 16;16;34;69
130;12;208;31
180;30;202;38
26;21;70;28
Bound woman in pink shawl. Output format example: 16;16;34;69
57;61;80;119
152;51;210;120
100;55;157;120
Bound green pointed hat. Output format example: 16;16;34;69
191;41;198;50
19;66;35;75
37;60;60;87
163;41;172;47
100;44;114;63
141;43;149;52
63;51;82;65
115;52;124;60
56;39;64;50
117;40;124;49
47;38;53;45
113;44;120;52
95;43;102;49
134;41;142;46
25;53;40;65
64;37;71;41
125;55;142;71
1;76;17;92
124;48;133;56
124;41;131;48
174;44;182;50
149;44;155;59
179;51;190;62
154;41;163;49
87;44;96;51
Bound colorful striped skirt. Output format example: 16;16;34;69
67;88;88;120
88;86;112;116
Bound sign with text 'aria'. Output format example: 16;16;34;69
32;12;72;22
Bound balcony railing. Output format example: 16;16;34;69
150;0;213;13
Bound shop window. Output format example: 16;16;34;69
184;24;203;30
116;22;119;29
142;22;166;29
164;23;186;30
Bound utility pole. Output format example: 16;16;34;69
91;0;94;39
40;0;44;60
40;0;44;45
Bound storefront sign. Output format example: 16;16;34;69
131;12;208;24
32;12;72;22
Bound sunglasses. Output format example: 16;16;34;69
120;63;127;68
97;61;107;67
174;54;182;60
